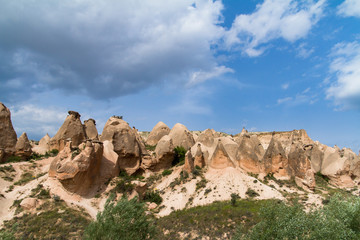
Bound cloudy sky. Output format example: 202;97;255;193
1;0;359;152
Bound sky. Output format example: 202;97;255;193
0;0;359;152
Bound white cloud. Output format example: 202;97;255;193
225;0;325;57
10;104;67;139
281;83;290;90
297;43;315;58
277;88;317;106
187;66;234;86
337;0;360;17
277;97;293;104
326;41;360;110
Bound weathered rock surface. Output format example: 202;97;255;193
49;111;86;151
169;123;195;150
49;140;103;195
209;139;236;169
262;137;291;179
32;134;51;155
84;119;98;140
15;132;32;159
0;102;17;162
20;198;40;210
100;116;145;175
236;135;265;173
148;135;175;172
145;121;170;146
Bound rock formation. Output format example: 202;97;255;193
145;121;170;146
100;116;145;175
262;137;291;179
84;119;98;140
169;123;195;150
49;140;103;195
0;102;17;162
15;132;32;159
32;134;51;155
236;135;265;173
209;139;236;169
49;111;86;151
193;144;205;168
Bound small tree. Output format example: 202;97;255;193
83;195;157;240
172;146;186;166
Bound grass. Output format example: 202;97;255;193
14;172;34;186
0;164;15;173
145;144;156;151
157;199;274;239
2;200;91;240
30;184;51;199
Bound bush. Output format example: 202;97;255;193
143;190;163;205
245;188;259;198
172;146;186;166
233;194;360;240
0;231;15;240
231;193;240;206
83;195;157;240
162;169;173;176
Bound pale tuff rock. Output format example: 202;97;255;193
306;143;324;173
0;102;17;162
15;132;33;159
262;137;291;179
49;111;87;151
84;119;98;140
20;198;40;210
184;150;194;173
169;123;195;150
236;135;265;174
100;116;145;175
209;139;236;169
193;144;205;168
288;143;312;179
49;140;103;195
32;133;51;155
145;121;170;146
197;129;217;147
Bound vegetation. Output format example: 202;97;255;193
161;169;173;176
157;199;269;239
143;190;163;205
83;195;157;240
172;146;186;166
245;188;259;198
231;193;240;206
233;194;360;240
14;172;34;186
2;201;91;239
5;156;23;163
145;144;156;151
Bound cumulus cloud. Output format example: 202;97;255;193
225;0;325;57
10;104;67;139
0;0;228;101
277;88;317;106
326;41;360;110
337;0;360;17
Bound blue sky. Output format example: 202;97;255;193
0;0;359;152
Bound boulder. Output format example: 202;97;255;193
49;140;103;195
145;121;170;146
32;134;51;155
15;132;32;159
100;116;145;175
0;102;17;162
84;119;98;140
236;135;265;173
262;137;291;179
20;198;40;210
169;123;195;150
49;111;86;151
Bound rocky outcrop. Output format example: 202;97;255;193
84;119;98;140
197;129;217;147
0;102;17;162
209;139;236;169
32;134;51;155
193;144;205;168
15;132;32;159
145;121;170;146
262;137;291;179
100;116;145;175
49;111;86;151
141;135;175;172
169;123;195;150
236;135;265;173
49;140;103;195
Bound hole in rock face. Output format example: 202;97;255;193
110;121;120;126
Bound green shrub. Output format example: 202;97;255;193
0;230;15;240
143;190;163;205
6;156;23;163
233;194;360;240
231;193;240;206
245;188;259;198
145;144;156;151
172;146;186;166
162;169;173;176
83;195;157;240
